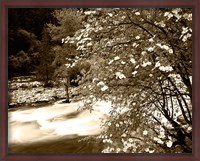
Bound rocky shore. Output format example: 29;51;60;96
8;76;79;109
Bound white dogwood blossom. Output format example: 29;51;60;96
166;140;173;148
101;85;109;91
130;58;136;64
135;12;140;15
159;66;173;72
143;130;148;135
114;56;120;61
116;72;126;79
132;71;137;76
97;81;105;86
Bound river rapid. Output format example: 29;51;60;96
8;100;112;153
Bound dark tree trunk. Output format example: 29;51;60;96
64;77;70;103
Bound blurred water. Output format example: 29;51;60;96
8;100;112;153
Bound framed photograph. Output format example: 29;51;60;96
0;0;199;161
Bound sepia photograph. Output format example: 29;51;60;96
7;7;193;155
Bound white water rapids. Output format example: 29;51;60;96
8;100;112;145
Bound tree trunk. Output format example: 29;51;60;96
64;77;70;103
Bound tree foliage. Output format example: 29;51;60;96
36;26;55;86
37;9;89;99
8;8;58;77
62;8;192;153
8;8;57;55
8;51;32;77
47;8;83;41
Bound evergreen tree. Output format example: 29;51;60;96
36;26;55;86
46;8;84;101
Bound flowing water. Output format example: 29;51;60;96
8;100;112;153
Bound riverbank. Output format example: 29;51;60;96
8;75;80;109
9;135;103;154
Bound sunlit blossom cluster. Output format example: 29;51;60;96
130;58;136;64
141;61;152;67
164;12;174;20
159;66;173;72
147;47;154;52
114;56;120;60
180;27;192;42
182;13;192;21
84;11;97;15
156;44;173;54
115;72;126;79
135;12;140;15
155;21;166;28
97;81;109;91
132;71;137;76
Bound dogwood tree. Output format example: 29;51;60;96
62;8;192;153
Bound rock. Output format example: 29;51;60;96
62;99;71;103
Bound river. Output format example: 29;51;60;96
8;100;112;153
